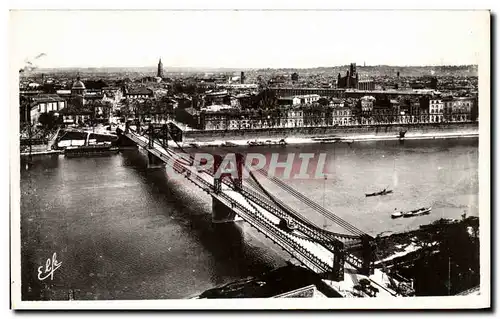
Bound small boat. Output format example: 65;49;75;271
391;211;403;219
247;140;259;146
365;189;393;197
64;144;119;157
403;207;432;218
279;139;287;146
399;131;407;139
392;207;432;219
222;141;237;147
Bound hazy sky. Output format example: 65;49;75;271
10;10;488;69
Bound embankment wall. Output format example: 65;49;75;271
182;122;479;142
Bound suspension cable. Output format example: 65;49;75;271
255;168;367;237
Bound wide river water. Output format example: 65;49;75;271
20;137;478;300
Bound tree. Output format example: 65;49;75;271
38;112;61;130
317;97;329;107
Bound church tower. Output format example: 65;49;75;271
71;74;86;106
157;58;164;78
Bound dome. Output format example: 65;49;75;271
72;78;86;90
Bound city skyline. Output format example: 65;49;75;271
11;10;488;70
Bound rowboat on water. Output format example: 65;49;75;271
391;207;432;219
365;188;393;197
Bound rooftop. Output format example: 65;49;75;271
31;94;65;104
127;87;153;95
72;79;86;90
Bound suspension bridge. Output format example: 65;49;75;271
118;121;411;297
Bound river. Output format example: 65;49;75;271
19;137;478;300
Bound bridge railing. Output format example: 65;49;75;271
243;187;365;269
240;193;335;271
242;187;355;241
213;188;333;275
234;202;332;274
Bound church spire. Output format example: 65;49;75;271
157;58;164;78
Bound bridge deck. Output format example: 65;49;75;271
123;129;399;297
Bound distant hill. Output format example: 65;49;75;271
30;64;478;77
253;65;478;77
33;66;246;75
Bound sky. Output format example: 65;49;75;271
10;10;489;70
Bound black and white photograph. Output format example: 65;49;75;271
9;8;491;310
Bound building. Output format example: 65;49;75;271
283;107;304;128
442;96;454;122
429;98;444;123
357;96;376;125
278;96;301;106
29;95;67;125
297;94;320;104
372;105;397;124
56;89;72;99
277;94;320;106
302;106;329;127
448;96;475;122
270;87;346;98
71;76;86;97
216;83;259;90
125;87;154;100
204;90;230;106
157;58;164;78
201;104;233;112
357;80;375;91
102;87;124;110
329;98;345;108
60;101;93;125
360;96;375;113
337;63;359;89
332;107;352;126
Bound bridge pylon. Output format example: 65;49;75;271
145;124;164;168
360;235;376;276
148;124;155;149
135;119;141;134
162;124;169;148
330;241;345;281
212;196;239;223
213;153;244;193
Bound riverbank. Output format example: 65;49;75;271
182;122;478;145
177;130;478;149
20;150;63;157
20;130;478;155
193;216;479;298
374;216;479;296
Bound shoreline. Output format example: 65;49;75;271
177;131;478;148
19;131;478;157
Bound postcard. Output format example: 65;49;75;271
10;9;490;310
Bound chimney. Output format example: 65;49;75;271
240;71;245;84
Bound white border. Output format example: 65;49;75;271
6;4;492;311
